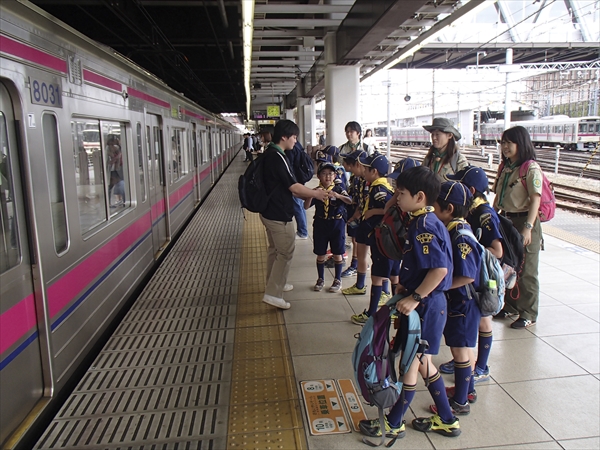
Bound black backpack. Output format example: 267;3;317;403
238;153;272;213
294;149;314;184
374;205;408;261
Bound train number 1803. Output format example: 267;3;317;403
30;77;63;108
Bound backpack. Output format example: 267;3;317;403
454;228;505;317
352;299;427;447
238;153;273;213
374;205;408;261
472;204;524;287
498;160;556;222
294;149;314;184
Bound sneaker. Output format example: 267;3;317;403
283;284;294;292
351;310;370;325
473;365;490;383
511;318;536;329
429;397;470;416
314;279;324;291
329;279;342;293
296;233;308;240
342;284;367;295
439;360;455;374
412;414;461;437
494;309;514;319
262;294;291;310
378;291;392;306
446;386;477;404
341;267;357;277
359;416;405;439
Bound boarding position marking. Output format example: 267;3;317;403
300;380;350;435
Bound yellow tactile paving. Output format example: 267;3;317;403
542;224;600;253
227;212;308;450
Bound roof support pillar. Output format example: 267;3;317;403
325;65;360;147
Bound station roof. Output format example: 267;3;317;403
30;0;600;115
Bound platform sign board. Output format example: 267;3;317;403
300;380;350;435
336;379;368;432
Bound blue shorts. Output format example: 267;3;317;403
370;242;393;278
443;297;481;348
391;259;400;277
347;220;358;238
415;291;447;355
313;218;346;256
356;221;372;245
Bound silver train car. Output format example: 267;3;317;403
479;116;600;150
0;1;241;446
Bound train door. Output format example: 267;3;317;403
208;127;215;185
145;113;169;257
191;124;201;204
0;81;46;445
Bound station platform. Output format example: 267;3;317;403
36;155;599;450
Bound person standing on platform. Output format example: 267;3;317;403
285;141;311;240
260;120;329;310
422;118;468;180
493;126;543;329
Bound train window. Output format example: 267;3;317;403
596;124;600;133
71;119;107;233
201;131;209;163
170;128;188;183
136;123;147;202
103;122;130;216
579;124;587;133
42;113;68;254
0;112;21;273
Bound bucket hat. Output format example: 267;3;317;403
423;118;461;140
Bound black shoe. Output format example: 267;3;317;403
511;318;536;329
494;309;514;319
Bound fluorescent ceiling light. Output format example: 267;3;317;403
242;0;255;119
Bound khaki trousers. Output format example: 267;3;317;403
260;215;296;299
503;215;541;322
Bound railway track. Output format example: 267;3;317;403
388;145;600;180
387;146;600;217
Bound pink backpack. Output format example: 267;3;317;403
499;160;555;222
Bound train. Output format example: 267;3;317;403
479;116;600;151
374;116;600;151
0;1;241;447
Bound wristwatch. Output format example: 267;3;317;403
412;293;422;302
525;222;533;229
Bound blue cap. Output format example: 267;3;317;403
445;166;489;194
438;181;473;207
342;149;367;161
315;150;333;163
388;157;421;180
324;145;340;157
317;161;336;174
359;152;389;175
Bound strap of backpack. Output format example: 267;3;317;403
518;159;533;191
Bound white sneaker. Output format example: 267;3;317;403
296;233;309;240
283;284;294;292
262;294;291;310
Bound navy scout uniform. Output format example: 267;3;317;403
359;177;393;277
444;220;482;348
401;207;453;354
308;183;349;256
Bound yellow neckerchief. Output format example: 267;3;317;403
469;196;488;212
318;182;335;217
497;160;519;208
362;177;393;216
447;217;468;233
408;206;434;219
